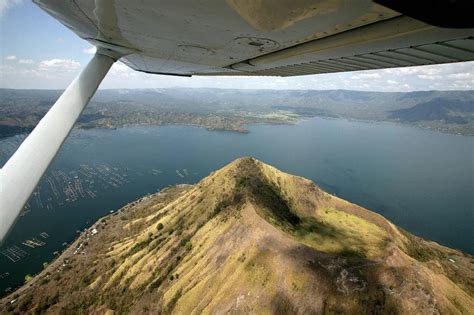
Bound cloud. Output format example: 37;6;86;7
91;59;474;91
0;57;83;87
360;62;474;91
350;72;382;81
109;62;136;78
358;73;381;79
0;0;23;17
39;59;81;71
417;74;442;80
447;72;472;79
18;59;34;64
1;51;473;91
383;62;473;76
83;46;96;54
4;56;35;65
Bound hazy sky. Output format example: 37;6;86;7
1;0;473;91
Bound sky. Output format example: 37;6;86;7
0;0;473;91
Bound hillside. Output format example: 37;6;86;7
1;157;473;314
389;98;474;124
1;89;473;137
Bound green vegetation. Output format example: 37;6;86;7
236;164;300;229
18;294;33;312
148;276;165;292
39;278;49;286
301;207;388;258
166;289;182;314
295;217;336;238
128;238;153;257
35;293;59;313
24;274;33;283
399;228;445;262
184;241;192;251
80;275;92;287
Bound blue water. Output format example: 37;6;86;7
0;117;473;295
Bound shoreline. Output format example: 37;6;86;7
1;114;472;142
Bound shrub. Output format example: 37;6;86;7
128;238;152;256
339;248;366;259
149;276;164;292
39;278;49;285
185;241;192;251
36;293;59;313
18;294;33;312
81;275;91;286
24;274;33;283
167;289;182;312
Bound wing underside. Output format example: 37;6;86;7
33;0;474;77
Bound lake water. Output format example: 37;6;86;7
0;117;473;295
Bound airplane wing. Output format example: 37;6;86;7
1;0;473;242
33;0;474;76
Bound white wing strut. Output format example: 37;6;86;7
0;53;115;242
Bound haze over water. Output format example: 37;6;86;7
0;117;472;294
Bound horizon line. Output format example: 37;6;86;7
0;87;472;93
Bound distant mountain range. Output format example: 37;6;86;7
1;88;473;136
389;98;474;124
2;158;472;313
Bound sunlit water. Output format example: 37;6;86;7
0;117;472;295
